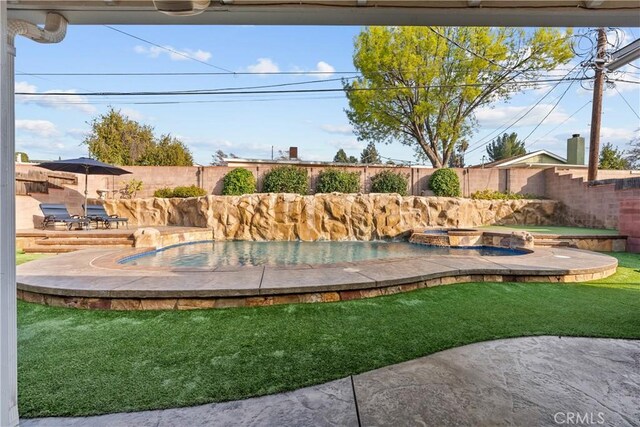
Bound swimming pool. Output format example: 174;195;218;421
120;240;526;268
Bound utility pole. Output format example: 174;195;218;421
588;28;607;182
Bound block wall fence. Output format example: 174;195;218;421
14;163;640;246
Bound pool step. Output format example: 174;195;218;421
23;235;135;254
36;238;133;246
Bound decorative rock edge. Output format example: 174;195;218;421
17;267;617;311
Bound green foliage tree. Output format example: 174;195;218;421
360;141;381;164
333;149;349;163
316;169;361;193
15;151;29;162
627;130;640;169
429;168;461;197
599;143;630;170
345;27;573;167
448;140;469;167
84;107;193;166
262;166;309;194
222;168;256;195
348;155;359;163
140;135;194;166
486;133;526;162
369;170;408;195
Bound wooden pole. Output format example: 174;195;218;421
588;28;607;182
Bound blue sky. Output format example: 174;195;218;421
14;25;640;166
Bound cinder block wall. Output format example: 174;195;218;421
15;163;639;233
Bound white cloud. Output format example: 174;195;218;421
291;61;336;79
15;120;59;138
134;45;212;62
311;61;336;79
321;124;354;135
327;138;364;151
120;107;145;121
246;58;280;74
476;104;571;128
15;81;96;114
598;126;636;142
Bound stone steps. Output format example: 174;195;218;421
35;238;133;246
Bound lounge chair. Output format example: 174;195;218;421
40;204;89;230
84;204;129;229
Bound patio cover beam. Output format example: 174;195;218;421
6;0;640;27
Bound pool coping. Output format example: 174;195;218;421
16;245;619;310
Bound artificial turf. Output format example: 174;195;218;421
16;251;640;418
480;225;619;235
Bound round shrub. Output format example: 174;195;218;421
316;169;360;194
222;168;256;195
429;168;461;197
153;187;174;198
262;166;308;194
170;185;208;198
369;170;408;196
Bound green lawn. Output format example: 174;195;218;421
480;225;619;236
16;251;49;265
16;251;640;418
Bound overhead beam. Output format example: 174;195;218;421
6;3;640;27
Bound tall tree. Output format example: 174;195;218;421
211;150;238;165
84;108;193;166
627;130;640;169
334;149;349;163
140;135;194;166
344;27;573;167
599;143;630;170
84;108;154;165
448;140;469;167
486;133;526;162
360;141;381;164
348;155;359;163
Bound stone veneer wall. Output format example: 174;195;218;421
103;194;558;241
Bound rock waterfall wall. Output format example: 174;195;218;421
104;194;558;241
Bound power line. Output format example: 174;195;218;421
428;28;511;71
15;71;360;77
614;85;640;120
526;100;592;148
15;77;589;97
104;25;235;73
522;77;578;146
465;66;582;155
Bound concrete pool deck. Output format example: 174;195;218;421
17;245;618;310
20;336;640;426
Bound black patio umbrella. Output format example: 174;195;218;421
38;157;131;220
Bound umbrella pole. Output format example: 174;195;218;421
84;167;88;229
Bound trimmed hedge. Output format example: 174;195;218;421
222;168;256;196
153;185;207;198
429;168;461;197
369;170;408;196
262;166;309;194
316;169;361;193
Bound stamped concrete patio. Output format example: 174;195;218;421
16;246;618;310
20;336;640;427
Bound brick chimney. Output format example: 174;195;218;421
567;134;585;165
289;146;298;160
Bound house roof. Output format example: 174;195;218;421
470;150;569;169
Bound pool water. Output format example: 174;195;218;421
121;241;525;268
